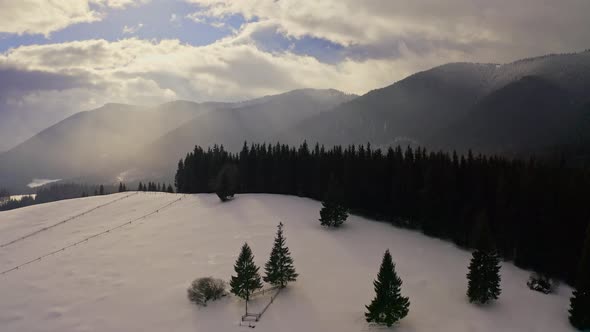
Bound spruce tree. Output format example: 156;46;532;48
569;223;590;330
466;214;501;304
264;222;298;288
230;243;263;314
99;185;105;195
365;249;410;327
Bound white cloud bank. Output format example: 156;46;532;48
0;0;149;36
186;0;590;63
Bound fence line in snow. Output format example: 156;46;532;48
0;192;139;249
241;287;282;323
0;195;185;277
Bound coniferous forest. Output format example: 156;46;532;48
175;142;590;285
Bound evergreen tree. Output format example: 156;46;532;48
230;243;263;314
319;201;348;227
118;182;124;192
569;223;590;330
167;184;174;193
365;249;410;327
99;185;105;195
264;222;298;288
0;188;9;201
215;163;238;202
466;214;501;304
319;175;348;227
138;182;143;191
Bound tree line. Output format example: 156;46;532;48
0;183;115;211
175;142;590;286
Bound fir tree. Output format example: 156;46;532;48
365;249;410;327
230;243;263;314
215;163;238;202
138;182;143;191
466;214;501;304
167;184;174;193
118;182;124;192
569;223;590;330
264;222;298;288
319;175;348;227
99;185;105;195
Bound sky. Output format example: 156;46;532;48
1;0;590;151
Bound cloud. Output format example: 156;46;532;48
123;23;144;34
92;0;149;9
1;37;430;107
186;0;590;63
186;11;229;30
0;0;149;36
2;0;590;151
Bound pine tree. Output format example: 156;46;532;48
264;222;298;288
466;214;501;304
365;249;410;327
167;184;174;193
99;185;105;195
230;243;263;314
138;182;143;191
569;223;590;330
118;182;124;192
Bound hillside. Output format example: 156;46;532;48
0;102;216;192
429;76;581;153
0;89;354;191
293;51;590;150
0;193;575;331
131;89;356;179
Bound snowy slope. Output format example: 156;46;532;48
0;193;575;332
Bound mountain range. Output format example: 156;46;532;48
1;50;589;192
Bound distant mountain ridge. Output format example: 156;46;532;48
0;89;356;191
291;50;590;151
1;50;590;192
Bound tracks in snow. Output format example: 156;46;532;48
0;195;186;277
0;192;139;249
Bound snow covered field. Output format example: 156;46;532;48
0;192;576;331
7;194;36;201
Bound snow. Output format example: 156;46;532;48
27;179;61;188
0;192;576;332
7;194;36;201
